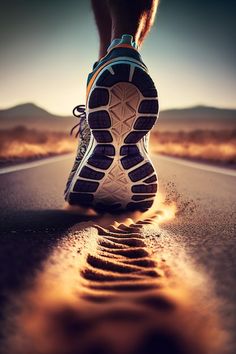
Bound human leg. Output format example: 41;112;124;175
107;0;158;47
91;0;112;58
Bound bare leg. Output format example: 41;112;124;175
91;0;158;58
91;0;112;58
107;0;158;47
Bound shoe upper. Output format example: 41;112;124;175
64;106;91;195
87;35;146;87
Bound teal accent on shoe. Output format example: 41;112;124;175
107;34;138;52
87;40;145;87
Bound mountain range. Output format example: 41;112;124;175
0;103;77;132
0;103;235;132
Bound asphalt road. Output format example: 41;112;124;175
0;154;235;352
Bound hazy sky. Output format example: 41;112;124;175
0;0;235;115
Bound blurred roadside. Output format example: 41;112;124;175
0;103;235;167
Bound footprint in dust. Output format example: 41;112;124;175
2;213;228;354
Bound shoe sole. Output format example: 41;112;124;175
67;62;159;212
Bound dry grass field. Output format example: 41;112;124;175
1;126;235;166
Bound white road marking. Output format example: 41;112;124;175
0;154;72;175
155;154;236;177
0;153;235;177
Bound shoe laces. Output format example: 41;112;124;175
70;104;86;138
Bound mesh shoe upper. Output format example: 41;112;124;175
64;107;91;195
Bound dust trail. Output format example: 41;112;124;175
1;195;229;354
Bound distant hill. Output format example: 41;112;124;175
0;103;77;132
0;103;235;132
157;105;236;131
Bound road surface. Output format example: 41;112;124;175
0;154;235;354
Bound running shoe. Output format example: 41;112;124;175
65;34;159;212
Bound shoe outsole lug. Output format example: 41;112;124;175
134;116;156;130
94;144;115;156
138;99;159;114
92;130;113;143
141;88;158;97
132;184;158;194
121;154;144;170
79;166;105;180
66;62;159;212
88;111;111;129
73;180;99;193
124;131;147;144
132;194;156;201
132;67;158;97
120;145;139;156
89;88;109;108
143;175;157;184
87;155;113;170
96;64;130;87
128;162;154;182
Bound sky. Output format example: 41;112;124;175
0;0;235;115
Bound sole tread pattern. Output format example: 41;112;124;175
67;62;159;211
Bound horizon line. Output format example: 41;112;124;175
1;101;236;117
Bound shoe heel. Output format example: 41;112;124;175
68;62;159;212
